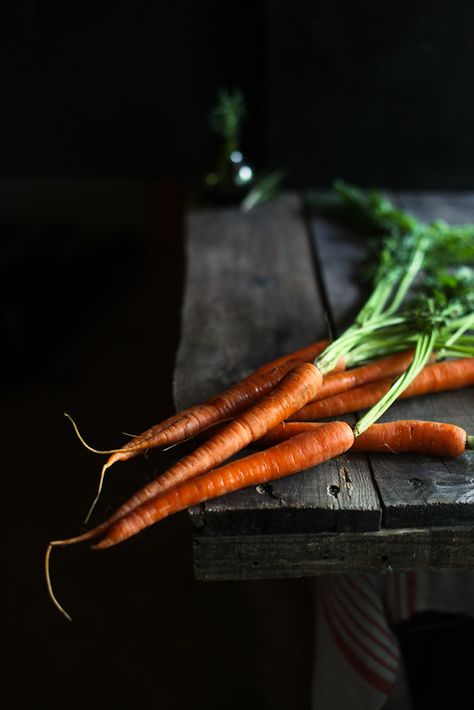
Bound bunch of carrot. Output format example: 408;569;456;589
46;184;474;620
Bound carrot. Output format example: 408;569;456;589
46;419;352;618
289;377;404;420
82;351;439;525
95;361;324;527
47;416;473;618
290;357;474;421
258;421;327;445
174;350;418;443
315;349;416;401
259;420;469;457
352;420;468;456
247;339;332;376
80;340;330;523
92;421;354;549
103;340;331;466
45;520;113;621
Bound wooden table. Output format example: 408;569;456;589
174;192;474;581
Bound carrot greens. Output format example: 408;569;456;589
311;183;474;379
353;268;474;435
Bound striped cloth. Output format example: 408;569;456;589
312;571;474;709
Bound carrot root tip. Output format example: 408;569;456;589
83;462;110;525
64;412;143;456
45;543;73;622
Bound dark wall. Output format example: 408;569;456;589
264;0;474;188
2;1;474;187
0;2;264;177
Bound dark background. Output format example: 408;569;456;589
3;2;474;709
3;1;474;187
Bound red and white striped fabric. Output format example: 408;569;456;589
312;571;474;709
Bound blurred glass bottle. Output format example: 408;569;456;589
204;88;255;206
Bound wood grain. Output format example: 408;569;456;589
174;194;327;408
193;526;474;580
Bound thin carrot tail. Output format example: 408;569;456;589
64;412;147;456
45;544;73;621
83;461;110;524
45;522;109;620
64;411;148;522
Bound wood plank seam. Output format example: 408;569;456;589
307;197;384;529
301;191;336;341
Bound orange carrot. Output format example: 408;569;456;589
290;357;474;421
81;340;330;522
259;420;468;457
250;339;332;376
352;420;467;456
98;361;324;527
92;421;354;549
104;340;330;467
104;357;313;466
46;415;472;618
315;349;416;400
190;350;418;444
46;419;352;618
258;421;326;445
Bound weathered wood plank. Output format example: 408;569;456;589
367;192;474;528
175;194;381;539
174;194;327;408
308;213;373;335
304;213;385;527
177;191;474;580
193;526;474;580
400;191;474;223
191;448;381;536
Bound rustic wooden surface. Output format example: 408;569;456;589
175;191;474;579
194;526;474;580
175;194;381;535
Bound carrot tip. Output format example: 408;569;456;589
64;412;110;455
64;412;142;457
45;543;73;622
83;462;110;525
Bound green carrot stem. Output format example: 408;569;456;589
353;329;438;436
355;274;398;324
314;317;408;375
438;347;474;358
444;313;474;348
383;235;429;316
